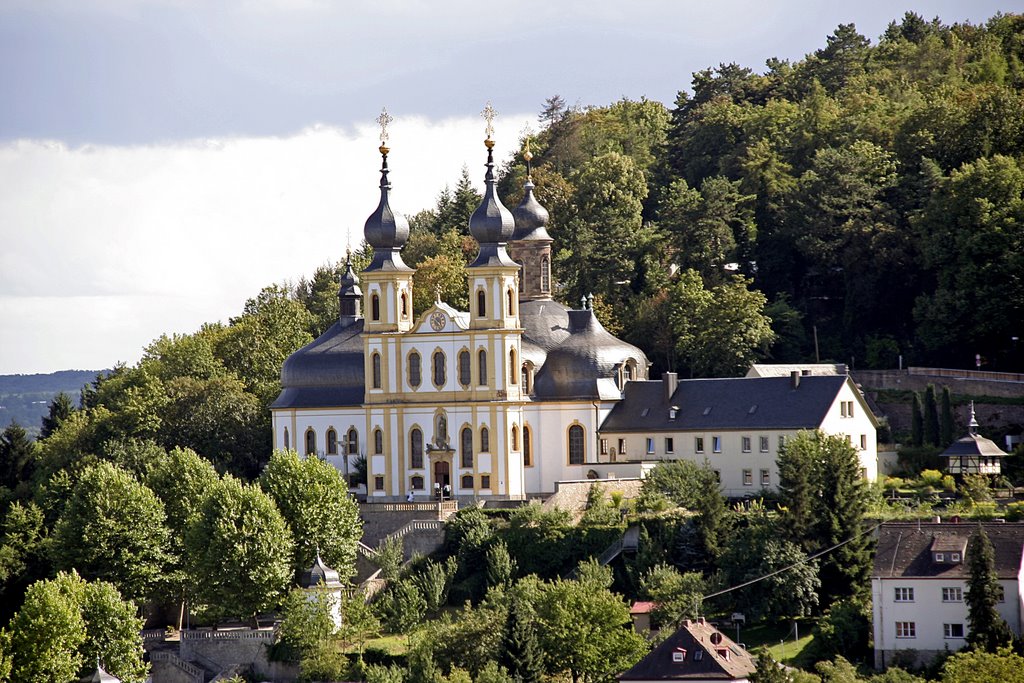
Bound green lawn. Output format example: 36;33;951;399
738;620;817;669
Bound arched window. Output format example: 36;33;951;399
477;289;486;317
481;426;490;453
507;288;515;316
305;428;316;455
436;414;448;444
461;427;473;468
400;292;409;319
541;256;551;293
523;426;532;467
374;429;383;455
568;425;584;465
511;424;519;451
478;350;488;385
327;428;338;455
410;428;423;469
433;350;446;387
347;428;359;456
283;427;289;451
461;474;474;490
372;352;382;389
624;360;635;382
408;351;421;388
371;293;380;321
458;350;471;387
509;348;517;386
521;365;531;394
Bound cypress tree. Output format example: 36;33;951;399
966;525;1014;652
924;384;940;447
911;393;924;447
940;386;954;446
501;598;544;683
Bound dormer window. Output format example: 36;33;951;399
951;552;961;562
935;553;945;563
672;650;686;662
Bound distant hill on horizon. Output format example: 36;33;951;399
0;369;105;437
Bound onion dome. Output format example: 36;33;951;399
469;104;517;268
532;308;649;400
338;253;362;323
300;552;344;589
512;140;552;242
364;111;411;272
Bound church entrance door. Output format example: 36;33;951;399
434;461;450;496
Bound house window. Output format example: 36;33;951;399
742;436;751;453
942;587;963;602
743;469;753;486
478;350;488;385
409;351;422;388
411;475;424;490
347;428;359;456
305;428;316;455
458;350;471;387
568;425;585;465
371;293;380;321
599;438;608;455
840;400;854;418
372;352;382;389
665;437;674;454
712;436;722;453
672;652;685;663
373;429;383;455
951;552;961;563
410;428;423;469
481;474;491;489
481;427;490;453
477;290;486;317
283;427;289;450
461;474;474;490
760;469;770;487
374;475;384;492
944;623;965;639
695;437;705;454
646;438;655;454
895;622;916;639
760;436;769;453
713;470;721;483
894;587;914;602
461;427;473;468
778;435;786;451
524;426;533;467
617;438;626;455
327;428;338;455
433;351;446;387
512;425;520;451
935;553;945;563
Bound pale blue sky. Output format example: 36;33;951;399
0;0;1015;374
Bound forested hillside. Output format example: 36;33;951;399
0;370;100;436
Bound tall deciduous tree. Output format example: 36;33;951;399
966;526;1014;652
51;461;170;604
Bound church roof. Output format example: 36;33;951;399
619;619;756;681
601;375;862;432
272;320;365;409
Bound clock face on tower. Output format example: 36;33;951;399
429;311;447;331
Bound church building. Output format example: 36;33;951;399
270;112;649;501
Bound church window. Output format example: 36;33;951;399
283;427;289;450
374;429;383;455
305;428;316;455
458;350;471;387
624;360;635;382
461;427;473;468
409;351;421;388
461;474;474;490
374;476;384;491
524;426;533;467
400;292;409;319
521;365;531;394
478;350;488;385
347;428;359;456
481;474;491;489
511;424;519;451
481;427;490;452
411;475;424;490
372;352;382;389
568;425;584;465
327;429;338;455
507;288;515;316
541;256;550;292
433;351;446;387
477;289;486;317
410;428;423;469
509;349;517;387
371;293;380;321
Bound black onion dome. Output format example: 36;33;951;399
469;143;517;267
532;309;648;400
364;148;411;272
339;260;362;298
300;553;343;588
272;321;366;409
512;180;552;242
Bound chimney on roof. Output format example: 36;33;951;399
790;370;800;389
663;372;678;402
801;369;811;376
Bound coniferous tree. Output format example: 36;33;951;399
501;598;544;683
40;392;76;440
0;422;35;502
940;386;954;447
924;384;940;447
966;525;1014;652
749;651;788;683
777;437;814;549
911;393;924;447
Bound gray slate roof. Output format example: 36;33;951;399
942;433;1008;459
601;375;853;433
271;320;365;409
873;522;1024;580
619;619;755;681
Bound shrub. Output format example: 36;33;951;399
919;470;944;488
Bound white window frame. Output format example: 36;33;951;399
695;437;704;454
895;622;916;638
646;437;655;455
760;436;769;453
942;587;963;602
665;437;674;454
712;436;722;453
742;436;751;453
742;469;752;486
760;469;770;487
894;587;914;602
944;623;965;639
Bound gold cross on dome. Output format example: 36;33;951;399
376;107;393;145
481;101;497;140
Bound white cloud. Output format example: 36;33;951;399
0;113;533;374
